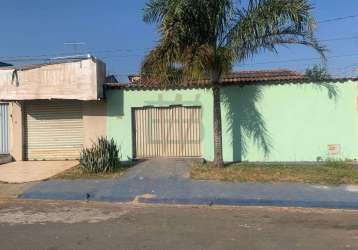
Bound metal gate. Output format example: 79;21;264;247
133;106;201;158
0;104;9;154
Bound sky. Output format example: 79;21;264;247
1;0;358;82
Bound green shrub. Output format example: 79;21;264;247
80;137;120;173
324;158;351;168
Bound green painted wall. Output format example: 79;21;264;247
107;88;214;160
221;81;358;162
107;80;358;162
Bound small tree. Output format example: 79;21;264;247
142;0;326;167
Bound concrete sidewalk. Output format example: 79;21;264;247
19;159;358;209
0;183;37;199
0;161;78;183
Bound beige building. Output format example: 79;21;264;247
0;57;108;161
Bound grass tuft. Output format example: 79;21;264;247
190;162;358;186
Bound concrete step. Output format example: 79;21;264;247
0;155;13;165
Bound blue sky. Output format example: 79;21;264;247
1;0;358;81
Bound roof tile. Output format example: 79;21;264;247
105;69;356;90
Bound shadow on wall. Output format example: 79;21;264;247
222;82;339;162
311;81;339;102
107;90;124;117
222;86;272;162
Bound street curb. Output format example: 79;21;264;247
137;197;358;210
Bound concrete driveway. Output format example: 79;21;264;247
123;158;191;179
0;161;78;184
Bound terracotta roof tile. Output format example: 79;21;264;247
105;69;357;90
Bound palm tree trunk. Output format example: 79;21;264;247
213;85;224;168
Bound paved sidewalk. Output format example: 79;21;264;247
20;159;358;209
0;161;78;183
0;183;37;199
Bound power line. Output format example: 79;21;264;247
90;48;151;55
101;35;358;60
240;53;358;66
320;35;358;42
108;57;358;77
3;49;358;68
105;51;358;67
3;14;358;61
2;33;358;63
16;51;358;70
0;48;151;61
0;14;358;61
319;14;358;23
1;15;358;60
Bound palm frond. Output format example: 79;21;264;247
141;44;183;86
141;0;326;86
143;0;171;23
227;0;326;62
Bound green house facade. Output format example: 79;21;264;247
106;77;358;162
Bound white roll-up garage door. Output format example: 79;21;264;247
24;100;84;160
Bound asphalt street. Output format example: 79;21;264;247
0;199;357;250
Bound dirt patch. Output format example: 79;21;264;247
0;204;130;225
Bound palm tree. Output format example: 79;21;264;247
141;0;326;168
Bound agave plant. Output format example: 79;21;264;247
80;137;120;173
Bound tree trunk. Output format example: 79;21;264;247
213;85;224;168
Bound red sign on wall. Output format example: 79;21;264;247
328;144;341;155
